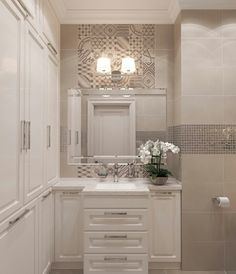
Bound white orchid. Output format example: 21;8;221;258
138;139;180;164
138;139;180;179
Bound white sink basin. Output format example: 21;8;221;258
95;183;137;191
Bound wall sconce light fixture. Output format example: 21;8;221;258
96;56;136;83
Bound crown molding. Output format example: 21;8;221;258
179;0;236;9
49;0;66;21
49;0;236;25
59;9;172;24
168;0;181;23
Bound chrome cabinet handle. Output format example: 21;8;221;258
21;120;26;151
9;209;30;227
27;121;31;150
47;43;58;56
68;130;71;145
17;0;32;17
104;235;127;239
104;212;127;216
42;190;52;200
75;131;79;145
104;257;127;262
47;125;51;148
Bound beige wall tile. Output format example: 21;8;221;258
182;39;221;68
224;96;236;124
182;213;224;242
223;67;236;95
182;182;224;212
220;10;236;38
155;50;174;89
222;39;236;66
224;155;236;182
225;213;236;241
224;183;236;212
182;242;224;270
155;25;174;50
61;25;78;50
182;68;222;95
182;10;221;39
225;241;236;271
181;96;224;124
182;155;224;183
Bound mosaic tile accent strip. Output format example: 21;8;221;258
77;164;148;178
77;24;157;89
168;125;236;154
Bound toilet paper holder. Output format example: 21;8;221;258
212;197;230;208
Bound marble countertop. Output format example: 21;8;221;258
53;177;182;192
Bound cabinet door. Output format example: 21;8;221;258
0;199;39;274
0;0;24;222
41;0;59;54
24;22;46;203
46;52;58;186
149;191;181;262
39;189;53;274
55;191;83;262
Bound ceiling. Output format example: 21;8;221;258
49;0;236;24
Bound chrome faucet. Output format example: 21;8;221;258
113;163;119;183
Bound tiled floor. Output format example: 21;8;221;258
50;271;228;274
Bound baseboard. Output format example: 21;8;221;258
51;262;83;270
149;262;181;270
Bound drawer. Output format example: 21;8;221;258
84;209;148;231
84;232;148;254
83;195;148;209
84;254;148;274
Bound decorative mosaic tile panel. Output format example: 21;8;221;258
77;24;157;89
77;164;148;178
168;125;236;154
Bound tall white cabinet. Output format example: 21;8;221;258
24;23;46;203
0;0;24;223
0;0;59;273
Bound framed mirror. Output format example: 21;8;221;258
67;88;167;164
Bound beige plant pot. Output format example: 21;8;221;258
150;177;168;185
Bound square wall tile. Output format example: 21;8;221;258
182;213;224;242
182;182;224;212
182;155;224;183
181;96;224;124
182;242;225;270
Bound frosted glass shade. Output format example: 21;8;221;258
121;57;136;74
96;57;111;74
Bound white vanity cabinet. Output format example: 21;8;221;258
0;0;25;223
39;189;54;274
149;190;181;263
83;193;149;274
0;199;39;274
55;191;83;262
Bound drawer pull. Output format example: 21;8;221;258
42;190;52;200
62;191;80;195
9;209;30;227
104;235;127;239
104;212;127;216
104;257;127;262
